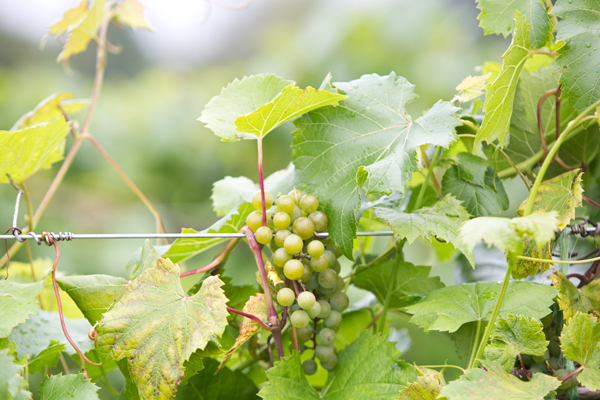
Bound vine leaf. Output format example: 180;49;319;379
56;274;128;326
0;273;48;338
164;202;253;264
200;74;294;141
552;0;600;114
483;314;547;371
374;195;474;266
11;93;89;130
38;373;100;400
441;153;509;217
114;0;153;31
439;362;560;400
96;258;229;400
181;341;225;385
512;237;552;280
551;270;600;320
399;367;446;400
48;0;88;36
127;239;161;278
234;85;346;139
560;312;600;391
259;331;419;400
0;348;31;400
27;341;65;375
293;72;460;259
476;0;551;48
476;11;530;147
455;73;491;102
56;0;105;62
0;117;71;184
405;281;557;333
218;294;267;371
450;322;485;367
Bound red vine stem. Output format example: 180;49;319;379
583;196;600;210
226;307;272;331
292;279;301;296
180;236;240;277
562;366;584;382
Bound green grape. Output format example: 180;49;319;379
318;269;337;290
293;217;315;240
329;260;341;274
309;255;329;272
532;350;549;363
329;292;349;312
283;234;303;255
277;287;295;307
300;264;313;281
528;363;546;374
324;310;342;329
255;226;273;245
252;190;273;211
289;204;303;222
298;291;316;310
319;285;337;296
548;336;561;356
315;344;334;361
274;229;292;248
318;328;336;345
246;211;263;232
307;240;325;258
548;357;560;371
273;248;292;267
290;304;300;313
333;276;345;292
291;310;310;328
299;194;319;214
306;301;321;319
304;274;319;291
266;208;275;229
273;212;291;229
308;211;328;232
320;353;338;371
296;326;313;343
521;354;534;365
317;300;331;319
288;189;303;203
302;359;317;375
323;250;337;269
555;369;578;390
284;259;304;281
276;195;295;215
326;243;343;258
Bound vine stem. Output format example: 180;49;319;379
419;146;441;194
378;240;404;334
226;307;272;331
583;195;600;210
530;50;559;57
466;319;482;369
414;147;442;210
257;138;267;226
180;237;240;277
517;254;600;264
562;365;584;382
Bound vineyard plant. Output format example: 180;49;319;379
2;0;600;399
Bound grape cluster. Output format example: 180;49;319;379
246;189;349;373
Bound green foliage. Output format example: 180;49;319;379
560;312;600;391
27;341;65;374
38;373;100;400
551;270;600;320
0;274;48;338
114;0;153;31
55;0;105;62
399;368;445;400
0;348;31;400
11;93;88;130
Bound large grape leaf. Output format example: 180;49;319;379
476;11;531;147
476;0;551;48
96;258;229;400
259;331;418;400
48;0;88;36
552;0;600;114
38;373;99;400
405;281;557;333
56;274;128;326
483;314;547;371
374;195;474;266
450;322;485;367
0;273;48;338
551;270;600;320
27;341;65;375
0;117;71;184
0;348;31;400
439;362;560;400
560;312;600;391
114;0;153;31
11;93;89;130
56;0;105;62
293;73;460;259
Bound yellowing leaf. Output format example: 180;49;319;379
551;271;600;320
400;367;446;400
513;236;552;279
11;93;89;130
48;0;88;36
115;0;153;31
456;73;491;102
57;0;105;62
560;312;600;391
0;118;71;184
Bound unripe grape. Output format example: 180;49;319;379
283;234;303;255
289;204;303;222
246;211;263;232
306;301;321;319
309;211;328;232
315;344;334;361
317;300;331;319
323;250;337;269
300;264;313;281
273;248;292;267
307;240;325;258
326;243;343;258
532;350;549;363
252;190;273;211
324;310;342;329
299;194;319;214
298;292;316;310
266;208;275;229
333;276;345;292
318;269;338;290
549;336;561;356
290;304;300;313
277;288;295;307
320;353;338;371
284;259;304;280
273;212;291;229
319;285;337;296
555;369;578;390
319;328;336;345
528;363;546;374
329;292;349;312
276;195;295;215
329;260;341;274
274;229;292;248
548;357;560;371
293;217;315;240
305;274;319;291
521;354;534;365
288;189;303;203
296;326;313;343
310;255;329;272
302;359;317;375
291;310;310;328
255;226;273;245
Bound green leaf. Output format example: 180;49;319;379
259;330;418;400
200;74;294;141
476;0;551;48
181;341;225;385
114;0;153;31
0;117;71;184
0;273;48;338
56;274;128;326
38;373;99;400
483;314;547;371
450;322;485;367
128;239;161;278
560;312;600;391
476;11;531;147
293;73;460;259
164;202;253;263
455;73;491;103
374;195;474;266
176;358;258;400
56;0;105;62
441;154;509;217
551;270;600;320
11;93;89;130
96;258;229;400
552;0;600;114
512;237;552;280
48;0;88;35
405;281;557;333
27;341;65;374
400;367;446;400
439;362;560;400
460;212;559;255
0;348;32;400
